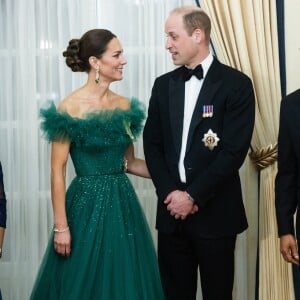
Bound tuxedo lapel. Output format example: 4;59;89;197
169;73;185;155
186;60;223;154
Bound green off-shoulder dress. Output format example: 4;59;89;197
30;99;164;300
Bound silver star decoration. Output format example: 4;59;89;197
202;129;220;150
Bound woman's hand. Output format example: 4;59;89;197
54;229;71;257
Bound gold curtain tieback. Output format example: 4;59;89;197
249;143;278;170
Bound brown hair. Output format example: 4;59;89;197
171;7;211;43
62;29;117;72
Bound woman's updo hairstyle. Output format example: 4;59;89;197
63;29;117;72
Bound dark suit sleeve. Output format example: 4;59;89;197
0;162;7;228
143;79;178;201
275;97;298;237
186;76;255;207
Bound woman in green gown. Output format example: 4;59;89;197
30;29;164;300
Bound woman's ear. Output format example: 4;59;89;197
88;56;99;69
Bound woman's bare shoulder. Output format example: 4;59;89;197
57;91;82;117
110;93;130;110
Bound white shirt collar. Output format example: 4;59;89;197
200;52;214;79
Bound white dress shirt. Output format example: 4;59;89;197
178;53;214;183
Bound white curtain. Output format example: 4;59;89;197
0;0;194;299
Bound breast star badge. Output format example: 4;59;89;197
202;129;220;150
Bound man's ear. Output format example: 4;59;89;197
192;28;205;44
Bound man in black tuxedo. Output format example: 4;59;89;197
275;89;300;267
143;6;255;300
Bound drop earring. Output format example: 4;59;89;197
95;67;100;84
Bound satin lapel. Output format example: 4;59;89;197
169;76;185;155
186;72;222;154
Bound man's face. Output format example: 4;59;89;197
165;13;199;68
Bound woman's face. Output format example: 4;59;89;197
98;37;127;82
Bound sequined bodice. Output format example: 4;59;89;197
40;98;145;176
70;142;126;176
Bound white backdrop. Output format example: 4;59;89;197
0;0;193;299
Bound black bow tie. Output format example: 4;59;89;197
182;64;203;81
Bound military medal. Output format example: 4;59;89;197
202;105;213;118
202;129;220;150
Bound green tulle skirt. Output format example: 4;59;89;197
30;174;164;300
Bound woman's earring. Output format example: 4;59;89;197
95;68;100;84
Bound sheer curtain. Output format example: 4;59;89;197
0;1;194;299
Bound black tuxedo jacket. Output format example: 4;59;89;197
275;89;300;240
143;58;255;238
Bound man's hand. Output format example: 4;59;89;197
164;190;198;220
280;234;299;265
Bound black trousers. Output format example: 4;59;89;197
158;229;237;300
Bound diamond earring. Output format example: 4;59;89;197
95;68;100;84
